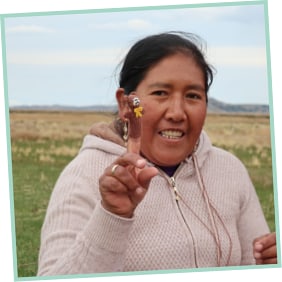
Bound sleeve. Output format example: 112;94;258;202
237;168;270;265
37;151;134;276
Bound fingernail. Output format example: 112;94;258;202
254;252;262;259
254;243;263;251
136;187;144;195
136;159;146;167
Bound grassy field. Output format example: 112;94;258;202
9;110;276;277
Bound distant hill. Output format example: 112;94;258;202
207;97;269;114
9;97;269;114
9;104;118;112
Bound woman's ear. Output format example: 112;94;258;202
116;88;128;120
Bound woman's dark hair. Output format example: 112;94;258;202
118;31;214;102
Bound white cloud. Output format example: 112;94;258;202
127;19;152;29
8;99;22;106
6;45;267;68
154;6;241;22
6;25;55;34
6;47;128;66
89;19;153;31
192;6;247;21
207;46;267;67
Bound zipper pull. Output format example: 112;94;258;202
170;177;181;201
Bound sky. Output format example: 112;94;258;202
3;3;270;107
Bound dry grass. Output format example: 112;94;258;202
9;110;115;140
204;113;271;148
10;111;271;149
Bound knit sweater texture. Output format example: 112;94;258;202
37;123;269;276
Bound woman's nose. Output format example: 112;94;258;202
165;96;186;122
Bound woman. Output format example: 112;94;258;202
37;32;276;276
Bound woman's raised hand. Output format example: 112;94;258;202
99;93;158;218
99;154;158;218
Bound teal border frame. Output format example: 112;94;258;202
0;1;269;18
0;0;280;280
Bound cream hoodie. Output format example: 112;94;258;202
37;122;269;276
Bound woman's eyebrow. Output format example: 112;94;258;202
147;82;172;89
148;82;205;92
186;84;205;92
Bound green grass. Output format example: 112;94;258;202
12;138;81;277
218;144;275;231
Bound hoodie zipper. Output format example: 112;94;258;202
157;162;183;204
170;176;181;202
158;166;199;267
156;155;230;267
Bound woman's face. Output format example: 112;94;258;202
118;53;207;166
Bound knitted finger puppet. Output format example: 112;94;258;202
124;93;143;154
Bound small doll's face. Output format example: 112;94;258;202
132;97;140;107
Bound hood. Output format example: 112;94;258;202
79;121;126;157
190;129;212;169
80;121;213;170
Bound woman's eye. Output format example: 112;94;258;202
152;91;167;96
186;93;202;100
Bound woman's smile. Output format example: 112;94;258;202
159;129;184;140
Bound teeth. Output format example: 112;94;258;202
160;130;183;139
